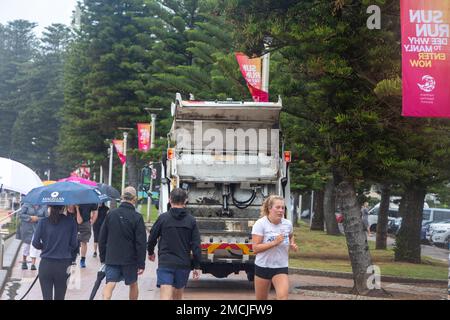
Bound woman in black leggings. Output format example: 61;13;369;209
32;205;78;300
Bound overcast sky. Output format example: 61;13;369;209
0;0;78;35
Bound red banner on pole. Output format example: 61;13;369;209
401;0;450;118
137;123;151;152
112;139;126;164
235;52;269;102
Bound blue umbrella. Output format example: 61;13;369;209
23;181;109;205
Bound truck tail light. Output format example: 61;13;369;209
284;151;291;163
167;148;175;160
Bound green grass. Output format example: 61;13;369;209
138;204;159;223
289;221;448;280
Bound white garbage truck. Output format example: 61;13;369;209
159;93;291;281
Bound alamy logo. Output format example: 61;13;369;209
367;5;381;30
67;265;81;290
172;121;279;166
418;75;436;92
366;265;381;290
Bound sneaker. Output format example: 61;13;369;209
30;264;37;271
21;262;28;270
80;260;86;268
92;252;97;258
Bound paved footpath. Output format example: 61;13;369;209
1;238;447;300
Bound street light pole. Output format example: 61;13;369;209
147;163;153;223
99;165;103;184
121;131;128;194
262;36;272;94
144;108;162;149
150;113;156;149
144;108;162;222
108;142;113;186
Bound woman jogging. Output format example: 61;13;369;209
251;195;298;300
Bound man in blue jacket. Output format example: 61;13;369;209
99;186;146;300
147;188;201;300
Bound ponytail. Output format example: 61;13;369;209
48;205;65;224
260;195;285;217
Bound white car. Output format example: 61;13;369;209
367;203;400;232
427;220;450;244
430;228;450;247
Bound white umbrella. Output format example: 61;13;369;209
0;157;43;195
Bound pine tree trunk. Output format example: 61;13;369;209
310;190;324;231
394;184;426;263
336;180;372;294
376;184;390;250
324;178;340;235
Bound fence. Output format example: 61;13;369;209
0;208;21;269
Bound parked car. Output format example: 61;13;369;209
421;220;437;244
368;203;402;233
422;208;450;224
427;220;450;243
388;217;402;235
430;229;450;248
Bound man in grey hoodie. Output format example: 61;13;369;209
147;188;201;300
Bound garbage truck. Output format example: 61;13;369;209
159;93;291;281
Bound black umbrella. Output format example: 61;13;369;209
89;264;106;300
97;183;121;200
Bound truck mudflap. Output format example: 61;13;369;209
201;242;254;264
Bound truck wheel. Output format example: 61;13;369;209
246;272;254;282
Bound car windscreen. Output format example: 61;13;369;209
433;210;450;221
388;210;399;217
422;209;431;221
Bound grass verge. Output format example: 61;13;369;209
289;221;448;280
138;204;159;223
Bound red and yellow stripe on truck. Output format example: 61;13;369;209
201;243;253;255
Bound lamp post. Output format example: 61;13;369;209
118;128;132;193
150;114;156;149
107;141;113;186
144;108;162;221
43;152;51;180
144;108;163;149
121;131;128;193
147;162;153;222
262;35;273;94
99;165;103;184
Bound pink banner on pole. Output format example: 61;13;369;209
112;139;126;165
401;0;450;118
235;52;269;102
137;123;151;152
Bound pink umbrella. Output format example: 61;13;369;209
58;176;98;186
